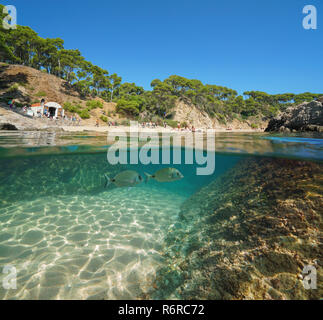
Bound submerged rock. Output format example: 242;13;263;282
151;158;323;300
265;99;323;132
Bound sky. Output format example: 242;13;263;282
6;0;323;94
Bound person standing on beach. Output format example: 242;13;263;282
96;119;99;127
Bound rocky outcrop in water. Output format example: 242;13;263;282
265;99;323;132
151;158;322;300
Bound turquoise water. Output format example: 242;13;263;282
0;132;322;300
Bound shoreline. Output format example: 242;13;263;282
60;125;264;134
0;106;265;134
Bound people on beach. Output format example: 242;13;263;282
9;100;14;109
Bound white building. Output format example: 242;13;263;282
30;101;65;118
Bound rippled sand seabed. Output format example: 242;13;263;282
0;186;185;300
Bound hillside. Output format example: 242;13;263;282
0;63;267;131
0;63;120;127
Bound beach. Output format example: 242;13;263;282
61;125;263;134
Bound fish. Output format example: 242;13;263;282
104;170;143;188
145;168;184;183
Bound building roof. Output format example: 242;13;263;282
31;102;63;109
45;102;63;109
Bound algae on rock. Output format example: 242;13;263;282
150;158;323;300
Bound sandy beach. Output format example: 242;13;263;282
61;125;264;134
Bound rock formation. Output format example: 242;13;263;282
150;158;322;300
265;98;323;132
0;123;18;130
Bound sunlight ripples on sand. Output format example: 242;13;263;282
0;185;184;300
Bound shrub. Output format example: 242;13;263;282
7;84;19;93
78;109;90;119
251;123;258;129
121;120;130;126
64;102;81;113
86;100;103;110
15;102;23;108
100;115;108;123
165;120;178;128
35;91;47;97
1;96;14;104
17;82;26;87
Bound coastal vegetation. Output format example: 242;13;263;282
0;3;322;124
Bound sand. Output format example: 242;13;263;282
61;125;263;134
0;185;186;300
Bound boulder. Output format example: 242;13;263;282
0;123;18;130
265;100;323;132
152;158;323;300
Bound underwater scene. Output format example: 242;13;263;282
0;132;322;300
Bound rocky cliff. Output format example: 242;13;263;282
173;100;267;130
265;98;323;133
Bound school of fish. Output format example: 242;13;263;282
104;168;184;188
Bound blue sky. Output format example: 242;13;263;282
6;0;323;94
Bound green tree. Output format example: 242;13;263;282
58;49;84;83
116;98;140;116
108;73;122;101
5;26;39;65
